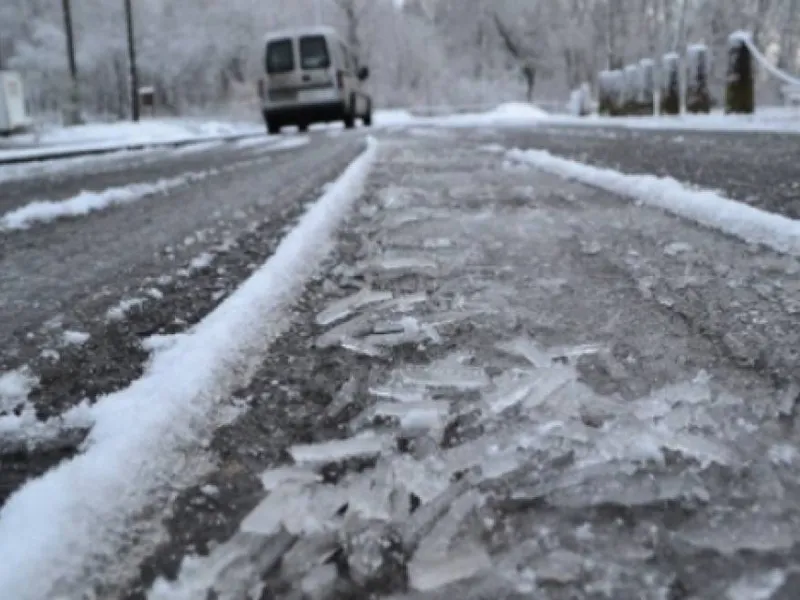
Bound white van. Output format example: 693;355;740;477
258;26;373;134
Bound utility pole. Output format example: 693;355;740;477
61;0;82;124
125;0;140;122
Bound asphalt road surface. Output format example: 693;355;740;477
1;122;799;600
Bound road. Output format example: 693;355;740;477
0;122;798;600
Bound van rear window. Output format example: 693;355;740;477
299;36;330;70
266;39;294;74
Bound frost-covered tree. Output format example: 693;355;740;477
0;0;797;118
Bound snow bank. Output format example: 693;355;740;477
548;107;800;134
374;109;417;127
430;102;550;127
507;148;800;257
372;103;549;129
0;118;263;163
0;137;379;600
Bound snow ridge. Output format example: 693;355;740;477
507;148;800;257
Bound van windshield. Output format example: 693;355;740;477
299;36;330;70
266;39;294;74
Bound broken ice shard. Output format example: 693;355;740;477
407;545;491;592
289;432;392;465
315;288;394;327
397;353;490;392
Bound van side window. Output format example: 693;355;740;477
299;36;331;70
266;39;294;74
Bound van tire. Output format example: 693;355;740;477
343;113;355;129
298;123;309;133
267;121;281;135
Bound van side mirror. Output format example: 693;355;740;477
357;66;370;81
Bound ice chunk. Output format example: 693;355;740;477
241;483;349;536
300;564;339;599
364;317;439;348
415;490;483;561
726;570;787;600
315;313;375;349
148;531;296;600
481;369;538;416
408;546;491;592
398;354;490;392
661;431;739;468
289;432;392;465
323;375;358;420
368;255;440;279
353;400;449;435
315;288;394;327
548;470;710;509
370;382;429;404
340;337;389;359
521;365;578;411
280;532;339;579
496;337;552;368
678;517;796;555
259;466;322;491
547;343;605;361
534;549;584;585
389;455;452;503
375;292;429;313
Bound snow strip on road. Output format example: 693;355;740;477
0;137;378;600
507;148;800;258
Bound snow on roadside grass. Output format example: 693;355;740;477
0;402;94;455
0;368;38;414
0;137;379;600
506;148;800;258
0;170;216;231
0;151;282;231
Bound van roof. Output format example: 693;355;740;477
263;25;342;44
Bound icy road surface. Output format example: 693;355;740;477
1;124;799;599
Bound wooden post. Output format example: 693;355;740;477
597;70;613;115
661;53;681;115
686;44;712;113
725;33;755;114
639;59;656;115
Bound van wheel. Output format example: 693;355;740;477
267;121;281;135
343;113;355;129
362;99;373;127
298;123;309;133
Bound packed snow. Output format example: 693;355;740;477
0;137;378;600
506;148;800;257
